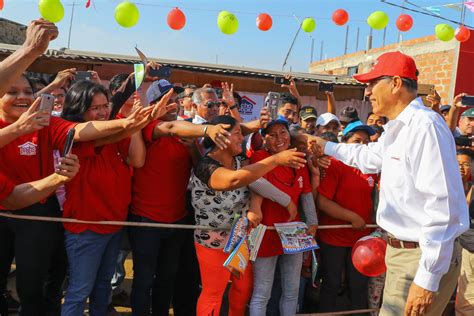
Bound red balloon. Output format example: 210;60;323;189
352;236;387;277
456;25;471;42
257;13;273;31
396;14;413;32
167;7;186;30
332;9;349;26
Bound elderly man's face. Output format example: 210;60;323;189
365;77;397;117
459;117;474;136
196;91;219;122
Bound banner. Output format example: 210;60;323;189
238;92;265;122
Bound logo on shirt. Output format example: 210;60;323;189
298;176;303;188
18;142;37;156
367;176;375;188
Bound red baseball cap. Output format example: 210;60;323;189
353;51;418;83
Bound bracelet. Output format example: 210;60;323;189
229;104;238;110
203;125;208;136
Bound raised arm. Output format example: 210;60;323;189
447;93;466;132
0;19;58;98
326;91;336;115
1;154;79;210
208;149;307;191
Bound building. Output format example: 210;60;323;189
0;18;26;45
0;43;371;121
309;34;474;104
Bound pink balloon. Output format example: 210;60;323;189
396;14;413;32
456;25;471;42
332;9;349;26
167;7;186;30
352;236;387;277
256;13;273;31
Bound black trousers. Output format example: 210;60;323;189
318;241;369;316
0;197;66;316
0;217;14;316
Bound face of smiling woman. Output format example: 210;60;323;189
264;123;290;154
0;75;35;123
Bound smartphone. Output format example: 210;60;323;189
74;71;92;82
455;136;472;147
462;95;474;107
274;76;291;85
318;82;334;92
265;92;281;120
38;94;54;126
148;66;171;78
62;128;75;157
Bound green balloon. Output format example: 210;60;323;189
38;0;64;23
115;1;140;28
302;18;316;33
217;11;239;35
367;11;389;30
435;24;455;42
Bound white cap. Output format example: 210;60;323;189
316;113;340;127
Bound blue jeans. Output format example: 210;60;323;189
61;230;122;316
250;253;303;316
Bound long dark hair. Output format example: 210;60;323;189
61;80;109;122
203;115;238;149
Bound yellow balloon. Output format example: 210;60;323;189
115;1;140;28
302;18;316;33
367;11;389;30
435;24;455;42
217;11;239;35
38;0;64;23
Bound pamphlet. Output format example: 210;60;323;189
223;237;250;278
224;215;249;253
248;224;267;261
274;222;319;254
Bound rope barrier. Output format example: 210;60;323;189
298;308;379;315
0;212;378;231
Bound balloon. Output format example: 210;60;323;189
114;1;140;28
367;11;389;30
352;235;387;277
302;18;316;33
455;25;471;42
38;0;65;23
435;24;455;42
332;9;349;26
217;11;239;35
167;7;186;30
0;0;4;11
256;13;273;31
396;14;413;32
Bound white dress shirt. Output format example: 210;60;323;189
192;114;207;125
324;97;469;292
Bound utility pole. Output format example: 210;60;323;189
67;1;76;49
344;25;350;55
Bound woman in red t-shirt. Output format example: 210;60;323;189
58;80;150;315
249;119;318;316
317;121;378;314
0;74;145;314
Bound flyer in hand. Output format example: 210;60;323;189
224;215;249;253
223;237;250;278
274;222;319;254
248;224;267;261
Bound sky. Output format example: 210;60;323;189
1;0;473;72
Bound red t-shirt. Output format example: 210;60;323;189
251;149;312;257
131;120;192;223
317;158;377;247
0;117;76;185
63;139;132;234
0;173;14;202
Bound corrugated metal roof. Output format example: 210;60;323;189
0;43;362;86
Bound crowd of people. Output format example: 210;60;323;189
0;18;473;316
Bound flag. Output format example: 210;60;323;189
445;3;462;12
425;6;441;16
466;1;474;13
86;0;91;8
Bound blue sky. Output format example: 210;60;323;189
1;0;473;72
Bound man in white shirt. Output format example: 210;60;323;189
311;51;469;316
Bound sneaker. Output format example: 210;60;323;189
111;290;130;307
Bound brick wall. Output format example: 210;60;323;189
309;35;458;102
0;19;26;45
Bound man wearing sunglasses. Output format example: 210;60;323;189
310;51;468;316
191;88;220;124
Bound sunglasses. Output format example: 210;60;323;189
205;101;221;109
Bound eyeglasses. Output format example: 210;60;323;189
205;101;221;109
459;162;472;168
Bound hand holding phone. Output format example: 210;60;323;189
318;83;334;93
38;94;55;126
62;128;75;157
274;76;291;85
461;95;474;107
265;92;281;120
148;66;172;78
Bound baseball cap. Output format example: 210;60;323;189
146;79;184;104
300;106;318;121
343;120;376;136
353;51;418;83
461;108;474;118
261;118;289;136
440;105;451;113
316;113;340;127
339;106;359;123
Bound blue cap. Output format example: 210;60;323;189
261;118;289;136
146;79;184;104
440;105;451;113
343;120;375;136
